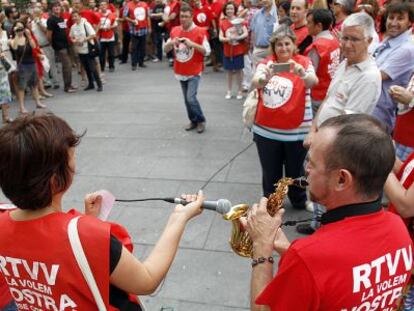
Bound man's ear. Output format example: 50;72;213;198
334;169;353;192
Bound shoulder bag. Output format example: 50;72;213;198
242;88;259;129
68;216;107;311
83;22;100;57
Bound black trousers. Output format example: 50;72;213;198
254;133;307;207
151;30;163;60
131;34;146;67
121;30;130;63
100;41;115;70
79;53;102;88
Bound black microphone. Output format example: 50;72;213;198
163;198;232;215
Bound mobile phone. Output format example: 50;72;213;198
270;63;291;74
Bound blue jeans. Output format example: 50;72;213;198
1;300;18;311
179;76;206;124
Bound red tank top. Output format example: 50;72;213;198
128;1;149;30
220;18;247;57
255;54;309;129
170;25;206;76
393;76;414;148
0;210;138;310
305;36;340;101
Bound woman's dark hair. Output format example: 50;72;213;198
222;1;237;16
279;1;291;15
320;114;395;199
11;20;25;37
0;113;84;210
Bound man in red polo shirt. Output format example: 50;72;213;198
164;4;210;133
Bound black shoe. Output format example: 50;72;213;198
120;61;127;64
84;85;94;91
109;67;115;72
139;64;147;68
97;86;103;92
132;66;137;71
296;224;316;235
53;85;60;89
185;122;197;131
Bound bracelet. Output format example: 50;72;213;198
251;256;274;267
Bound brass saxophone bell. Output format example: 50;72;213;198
224;177;307;258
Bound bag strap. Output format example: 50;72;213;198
68;216;107;311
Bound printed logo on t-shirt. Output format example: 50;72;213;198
57;21;67;29
100;17;111;29
225;26;240;46
134;7;146;21
348;245;412;310
175;42;194;63
196;13;207;23
164;6;171;15
262;76;293;109
401;158;414;184
328;48;340;78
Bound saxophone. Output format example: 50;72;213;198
223;177;308;258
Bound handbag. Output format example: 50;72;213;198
83;22;100;57
242;88;259;129
68;216;107;311
0;56;11;72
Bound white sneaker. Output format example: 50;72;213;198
225;92;232;100
305;201;314;213
236;92;243;100
152;58;160;63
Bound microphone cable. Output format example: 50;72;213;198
114;142;255;202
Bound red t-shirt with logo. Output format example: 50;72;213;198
99;11;117;40
127;1;150;30
220;18;247;57
256;210;413;310
193;5;215;30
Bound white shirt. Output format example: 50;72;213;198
317;56;381;127
70;18;96;54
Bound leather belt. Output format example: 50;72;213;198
255;45;269;49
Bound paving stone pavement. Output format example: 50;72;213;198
0;61;312;311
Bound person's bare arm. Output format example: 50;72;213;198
110;192;204;294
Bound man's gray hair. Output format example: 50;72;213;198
342;12;375;39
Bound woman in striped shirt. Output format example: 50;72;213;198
251;25;318;207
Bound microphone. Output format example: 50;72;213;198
163;198;232;215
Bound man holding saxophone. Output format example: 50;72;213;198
242;114;413;310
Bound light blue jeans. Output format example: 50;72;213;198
179;75;206;124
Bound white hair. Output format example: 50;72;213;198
342;12;375;39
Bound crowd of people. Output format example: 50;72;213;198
1;0;414;309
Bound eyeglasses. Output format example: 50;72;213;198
340;36;365;43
